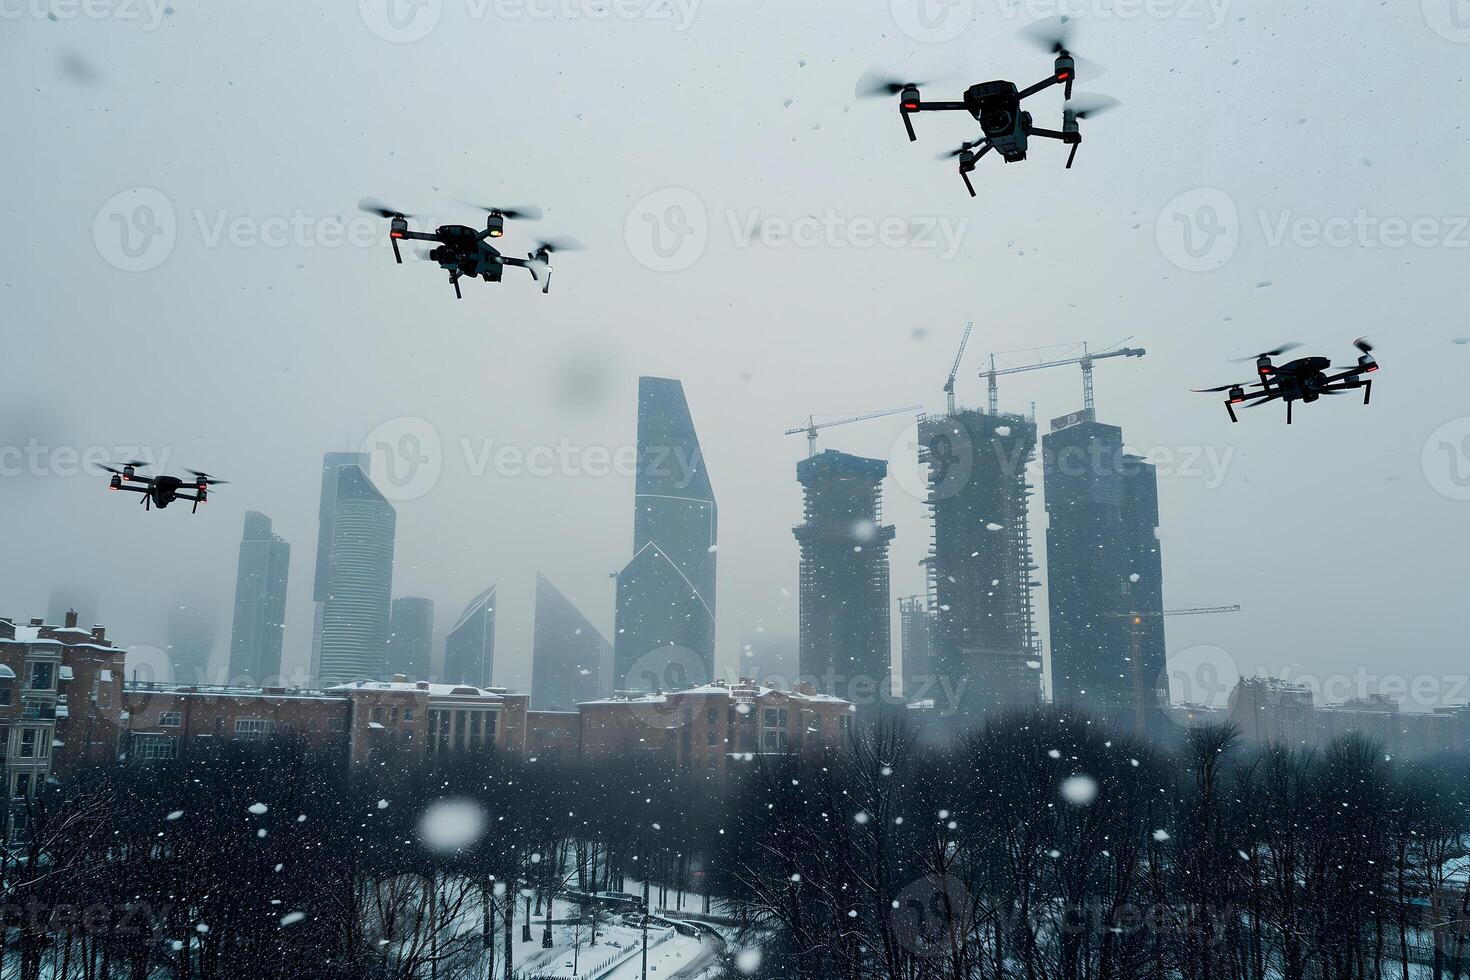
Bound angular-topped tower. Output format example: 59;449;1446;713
314;462;396;685
532;573;612;711
444;586;496;688
613;377;718;691
227;511;291;684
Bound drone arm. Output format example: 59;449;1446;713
901;101;967;142
1018;75;1061;100
113;484;148;494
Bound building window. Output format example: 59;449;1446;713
133;734;179;762
454;711;467;750
0;685;11;706
706;709;718;727
403;708;414;721
469;712;482;750
27;662;53;692
18;728;37;758
159;711;182;728
234;719;272;741
761;708;789;754
370;707;386;724
706;730;718;746
95;678;112;709
12;772;32;798
327;717;345;732
485;711;498;741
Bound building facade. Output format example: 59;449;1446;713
444;587;496;688
1042;415;1166;730
793;450;895;712
314;461;396;685
531;573;611;712
227;511;291;685
387;597;435;682
613;377;718;692
919;409;1042;723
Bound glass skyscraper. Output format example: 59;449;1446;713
387;596;434;682
227;511;291;684
313;460;396;685
613;377;718;692
444;586;496;688
531;572;611;711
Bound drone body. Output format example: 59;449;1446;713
359;199;583;299
1195;339;1380;424
102;462;226;513
859;19;1115;197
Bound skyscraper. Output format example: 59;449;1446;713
167;598;217;685
793;450;894;711
227;511;291;684
314;461;396;685
920;409;1042;724
898;595;935;702
387;597;434;682
531;573;611;711
444;586;496;688
613;377;718;691
1043;414;1166;729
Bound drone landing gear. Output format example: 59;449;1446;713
1031;128;1082;168
1226;402;1239;423
449;272;462;300
1362;379;1372;405
959;142;992;198
1286;400;1293;425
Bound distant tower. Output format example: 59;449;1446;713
613;377;718;692
531;573;612;711
387;597;435;682
793;450;894;711
314;461;396;685
920;408;1042;724
227;511;291;684
46;585;99;630
444;587;496;688
898;596;936;702
1044;415;1166;727
167;599;217;685
311;451;369;670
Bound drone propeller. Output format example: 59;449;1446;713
1353;336;1374;354
357;197;417;220
185;469;230;486
854;69;932;99
1018;16;1106;78
936;141;981;160
532;237;587;255
1192;383;1250;393
1066;94;1120;119
1230;343;1302;363
462;202;543;221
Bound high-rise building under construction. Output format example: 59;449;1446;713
918;408;1042;724
793;450;894;712
1042;413;1166;728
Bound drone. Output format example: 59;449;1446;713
101;462;227;513
1194;339;1379;424
857;18;1118;196
358;198;584;299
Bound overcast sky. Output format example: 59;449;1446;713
2;0;1467;709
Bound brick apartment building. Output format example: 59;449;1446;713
1;614;855;792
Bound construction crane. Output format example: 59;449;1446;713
942;320;975;415
982;340;1146;415
1106;602;1241;732
784;405;924;458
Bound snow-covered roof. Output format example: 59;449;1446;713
328;680;512;700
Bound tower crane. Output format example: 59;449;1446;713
943;320;974;415
784;405;924;457
1105;602;1241;732
982;340;1146;415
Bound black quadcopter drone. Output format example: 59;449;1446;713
101;462;227;513
858;17;1118;197
358;198;584;299
1194;339;1380;424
